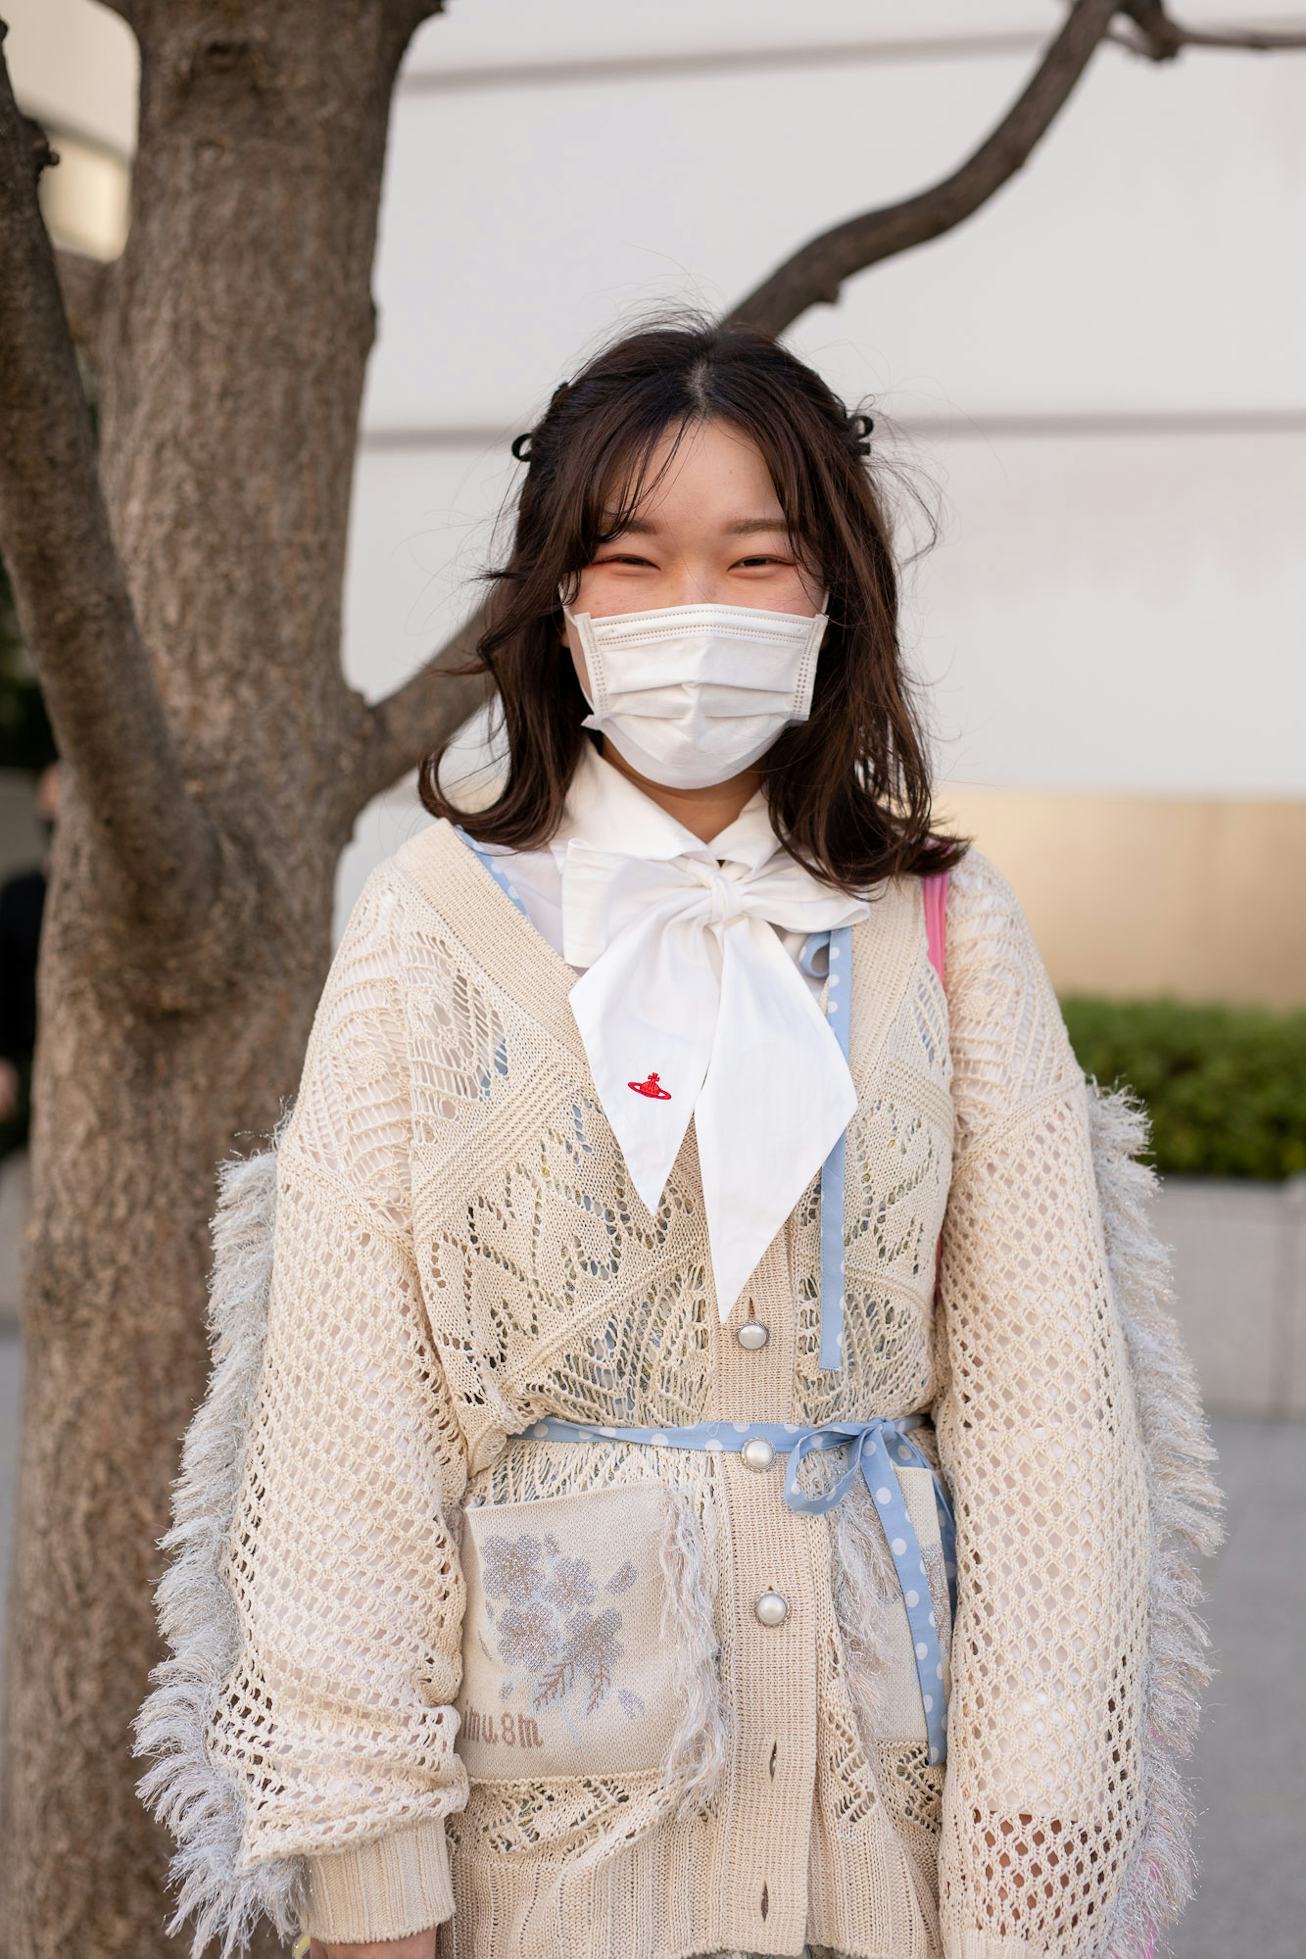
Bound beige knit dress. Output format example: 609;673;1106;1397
134;821;1225;1959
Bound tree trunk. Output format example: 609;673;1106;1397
0;5;443;1953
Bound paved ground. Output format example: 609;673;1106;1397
0;1322;1302;1956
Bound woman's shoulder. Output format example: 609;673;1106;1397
937;842;1082;1132
383;813;488;929
375;818;560;995
314;824;471;996
940;841;1042;969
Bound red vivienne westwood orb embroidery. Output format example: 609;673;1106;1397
628;1071;671;1100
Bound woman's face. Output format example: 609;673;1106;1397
561;417;823;699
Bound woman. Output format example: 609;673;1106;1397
134;316;1224;1959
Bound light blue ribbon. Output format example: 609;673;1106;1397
453;825;531;914
797;926;853;1372
523;1410;957;1766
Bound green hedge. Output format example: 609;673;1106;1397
1059;994;1306;1183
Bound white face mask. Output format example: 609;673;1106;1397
560;584;830;789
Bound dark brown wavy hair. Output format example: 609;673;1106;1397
418;308;970;892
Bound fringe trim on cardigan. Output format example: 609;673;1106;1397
1084;1079;1227;1959
657;1485;728;1822
830;1489;905;1750
484;1486;728;1890
131;1110;305;1959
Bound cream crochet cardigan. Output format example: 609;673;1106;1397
133;818;1225;1959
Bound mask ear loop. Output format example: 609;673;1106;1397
557;582;598;710
791;588;831;720
559;586;605;712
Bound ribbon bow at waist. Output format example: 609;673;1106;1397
515;1411;958;1767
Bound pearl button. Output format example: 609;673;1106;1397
736;1321;769;1350
755;1589;789;1626
741;1436;775;1472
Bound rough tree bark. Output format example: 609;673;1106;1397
0;0;1301;1955
0;5;489;1955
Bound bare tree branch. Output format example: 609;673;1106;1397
725;0;1121;333
0;27;221;935
53;244;115;353
1114;2;1306;57
349;600;497;815
1170;27;1306;48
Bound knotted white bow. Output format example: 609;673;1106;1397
561;836;871;1320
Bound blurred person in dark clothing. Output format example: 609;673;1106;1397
0;760;58;1162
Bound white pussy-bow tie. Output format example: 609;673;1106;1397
561;837;871;1320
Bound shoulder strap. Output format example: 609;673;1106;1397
923;869;949;984
925;868;950;1299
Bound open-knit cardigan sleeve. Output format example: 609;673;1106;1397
931;851;1154;1957
135;864;469;1954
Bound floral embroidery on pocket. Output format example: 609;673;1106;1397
479;1529;645;1740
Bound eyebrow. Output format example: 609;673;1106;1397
603;515;790;537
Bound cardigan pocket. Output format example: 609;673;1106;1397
455;1479;724;1803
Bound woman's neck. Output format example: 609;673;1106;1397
595;736;764;844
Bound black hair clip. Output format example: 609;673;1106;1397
511;378;575;462
849;412;875;455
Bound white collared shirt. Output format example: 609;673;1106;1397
473;737;826;1000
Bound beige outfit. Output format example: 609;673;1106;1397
134;820;1224;1959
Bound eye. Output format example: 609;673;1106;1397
593;554;655;567
733;556;790;569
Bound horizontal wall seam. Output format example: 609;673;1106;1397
398;34;1058;94
398;18;1306;92
360;409;1306;453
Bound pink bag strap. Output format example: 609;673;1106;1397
923;864;950;1295
922;868;949;984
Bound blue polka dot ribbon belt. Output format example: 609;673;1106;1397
521;1410;959;1767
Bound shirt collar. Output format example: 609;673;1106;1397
552;737;782;874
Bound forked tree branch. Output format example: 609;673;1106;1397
252;0;1306;803
361;0;1125;788
1114;0;1306;57
0;26;220;930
